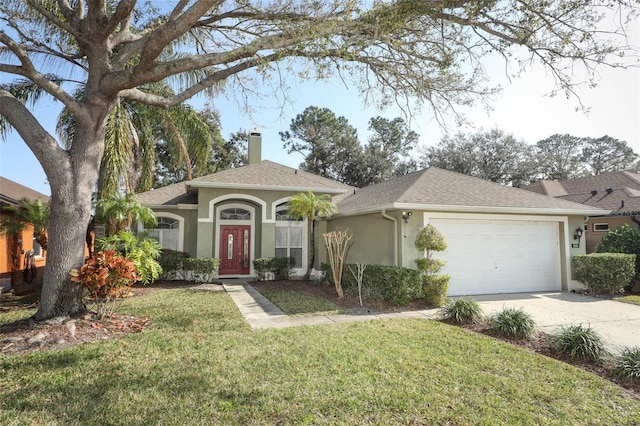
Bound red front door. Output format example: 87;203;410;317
219;225;251;275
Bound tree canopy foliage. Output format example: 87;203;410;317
0;0;638;319
281;106;418;187
423;128;538;187
422;130;639;186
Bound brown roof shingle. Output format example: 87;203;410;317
522;171;640;214
136;160;353;206
188;160;353;192
0;176;50;206
336;167;607;215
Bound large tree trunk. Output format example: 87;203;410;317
34;112;107;320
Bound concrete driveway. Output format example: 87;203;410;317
473;292;640;354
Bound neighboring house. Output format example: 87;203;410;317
0;177;49;285
523;172;640;252
136;131;607;296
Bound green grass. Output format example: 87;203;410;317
258;288;345;316
2;289;640;425
0;308;36;325
618;295;640;306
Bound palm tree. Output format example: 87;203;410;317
287;190;338;278
95;192;157;236
1;198;50;285
3;198;50;250
57;82;213;200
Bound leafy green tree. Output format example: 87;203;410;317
1;1;637;319
287;190;338;278
534;134;589;180
282;109;419;187
424;129;537;187
281;106;363;185
581;136;639;176
359;117;419;186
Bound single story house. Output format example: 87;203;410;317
136;131;608;296
0;176;49;285
523;171;640;252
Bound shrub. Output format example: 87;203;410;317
422;275;450;307
271;257;294;281
182;258;220;283
340;264;422;306
253;258;272;281
438;297;483;323
415;224;450;305
596;224;640;280
615;346;640;380
96;231;162;284
573;253;635;295
70;251;138;319
550;324;608;361
490;308;536;339
252;257;294;281
158;249;190;280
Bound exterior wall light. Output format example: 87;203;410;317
401;211;413;223
573;226;584;245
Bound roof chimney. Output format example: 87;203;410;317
248;128;262;165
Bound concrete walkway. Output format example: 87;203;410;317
220;280;640;354
474;292;640;354
220;279;440;329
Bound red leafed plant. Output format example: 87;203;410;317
70;251;138;319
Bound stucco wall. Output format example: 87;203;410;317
584;216;637;253
146;208;198;257
326;213;396;266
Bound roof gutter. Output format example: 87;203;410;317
381;209;399;266
185;181;349;195
334;203;610;218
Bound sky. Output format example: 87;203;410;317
1;15;639;197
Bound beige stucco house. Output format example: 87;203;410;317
136;131;608;296
523;171;640;253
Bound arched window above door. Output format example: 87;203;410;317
220;207;251;221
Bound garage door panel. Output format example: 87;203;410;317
429;218;561;296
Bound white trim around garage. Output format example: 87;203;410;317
423;212;569;296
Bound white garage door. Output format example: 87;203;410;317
429;218;561;296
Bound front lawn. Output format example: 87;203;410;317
618;295;640;306
2;289;640;424
258;288;345;316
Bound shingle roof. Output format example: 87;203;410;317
135;181;197;206
0;176;50;206
522;171;640;214
336;167;607;215
188;160;353;192
136;160;353;206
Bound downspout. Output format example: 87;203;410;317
381;209;399;266
631;214;640;229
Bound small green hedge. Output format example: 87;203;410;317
253;257;295;281
573;253;635;295
336;264;422;306
158;249;220;283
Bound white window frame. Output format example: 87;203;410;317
275;203;307;275
593;223;609;232
32;237;43;258
138;212;184;252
